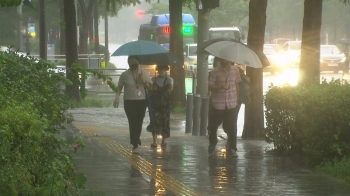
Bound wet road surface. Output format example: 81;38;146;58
66;107;350;195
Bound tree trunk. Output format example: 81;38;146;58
60;0;66;55
169;0;185;106
78;0;94;56
39;0;47;60
104;4;109;64
94;0;100;54
298;0;322;85
64;0;80;101
242;0;267;139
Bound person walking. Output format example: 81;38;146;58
149;65;173;147
207;56;221;132
113;56;152;154
207;58;241;157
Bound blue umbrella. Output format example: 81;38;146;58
111;40;168;56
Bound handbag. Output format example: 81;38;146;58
150;77;168;109
239;78;251;104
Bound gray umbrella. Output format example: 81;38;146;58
203;40;267;68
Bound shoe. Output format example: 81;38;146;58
226;148;238;157
132;146;139;154
151;143;157;148
208;144;216;155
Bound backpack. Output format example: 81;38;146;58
150;77;168;109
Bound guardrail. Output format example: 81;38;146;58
53;65;198;95
32;54;105;69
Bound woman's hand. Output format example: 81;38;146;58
113;96;119;108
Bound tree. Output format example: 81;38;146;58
94;0;100;54
298;0;322;85
78;0;95;56
169;0;185;105
242;0;267;139
64;0;81;101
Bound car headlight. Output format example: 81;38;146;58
341;56;346;63
275;56;287;66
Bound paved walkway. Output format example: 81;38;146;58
65;107;350;196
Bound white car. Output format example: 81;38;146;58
280;41;302;68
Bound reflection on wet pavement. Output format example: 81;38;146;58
69;106;350;196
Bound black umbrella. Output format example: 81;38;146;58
198;38;270;68
137;52;183;66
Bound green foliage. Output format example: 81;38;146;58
0;50;87;195
316;157;350;184
264;79;350;166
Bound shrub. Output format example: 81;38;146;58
264;79;350;166
0;50;87;195
316;157;350;184
0;101;86;195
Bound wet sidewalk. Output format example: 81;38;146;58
66;107;350;196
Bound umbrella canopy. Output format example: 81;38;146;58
111;40;168;56
137;52;183;66
199;38;270;68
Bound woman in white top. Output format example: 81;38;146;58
113;56;152;154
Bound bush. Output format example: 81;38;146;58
316;157;350;184
0;50;87;195
264;79;350;166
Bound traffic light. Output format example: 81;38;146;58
136;10;144;18
28;20;36;38
182;26;193;35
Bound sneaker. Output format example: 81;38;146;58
132;146;139;154
208;144;216;155
226;148;238;157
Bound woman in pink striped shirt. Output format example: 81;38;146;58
207;58;241;157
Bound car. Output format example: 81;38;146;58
183;43;197;71
320;45;346;73
279;41;302;68
264;44;282;53
263;45;286;74
271;38;291;46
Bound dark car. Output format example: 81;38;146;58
320;45;346;73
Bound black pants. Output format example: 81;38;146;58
208;105;240;151
124;100;147;147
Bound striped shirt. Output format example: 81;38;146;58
209;65;241;110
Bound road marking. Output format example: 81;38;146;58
76;125;203;196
